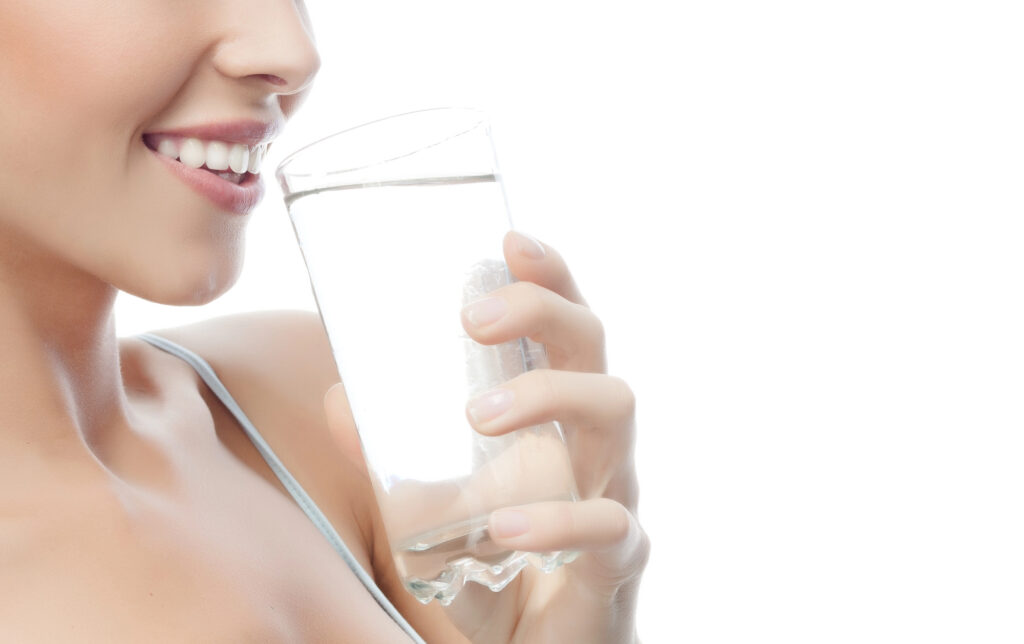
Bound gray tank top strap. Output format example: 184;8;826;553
135;332;425;644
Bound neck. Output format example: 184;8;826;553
0;229;131;464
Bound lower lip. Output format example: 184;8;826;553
148;147;264;215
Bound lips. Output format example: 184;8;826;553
147;149;264;215
142;119;281;215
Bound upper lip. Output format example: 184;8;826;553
143;119;283;146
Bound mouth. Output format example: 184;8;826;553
142;132;269;215
142;134;269;185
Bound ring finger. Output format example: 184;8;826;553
466;369;635;436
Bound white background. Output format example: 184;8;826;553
117;1;1024;641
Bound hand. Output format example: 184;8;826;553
446;230;649;644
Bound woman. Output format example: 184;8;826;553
0;1;648;641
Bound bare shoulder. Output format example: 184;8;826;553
143;310;468;642
142;309;376;549
147;309;366;466
149;309;337;406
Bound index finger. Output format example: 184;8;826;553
504;230;589;307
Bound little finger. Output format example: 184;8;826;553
488;498;649;577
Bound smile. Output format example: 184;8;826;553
143;133;268;215
143;134;269;185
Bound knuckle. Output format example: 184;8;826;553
636;526;652;569
603;499;633;545
608;375;637;419
585;309;606;346
620;521;652;576
508;281;550;336
507;279;543;305
532;369;562;417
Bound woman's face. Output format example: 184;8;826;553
0;0;320;305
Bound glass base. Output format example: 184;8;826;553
403;548;580;606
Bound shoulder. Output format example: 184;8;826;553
145;309;365;467
144;308;375;543
148;309;336;402
141;310;468;641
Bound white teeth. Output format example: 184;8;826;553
249;145;264;174
205;141;230;171
228;143;250;174
179;138;206;169
151;135;268;174
157;139;179;159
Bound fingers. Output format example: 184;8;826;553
461;280;605;372
503;230;588;307
487;498;650;576
465;369;636;438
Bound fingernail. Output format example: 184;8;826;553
512;230;546;259
463;296;507;327
490;509;530;538
467;388;514;423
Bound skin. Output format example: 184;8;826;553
0;0;648;641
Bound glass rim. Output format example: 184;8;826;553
274;106;488;184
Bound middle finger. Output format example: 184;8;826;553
461;281;606;373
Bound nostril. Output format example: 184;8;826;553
256;74;288;87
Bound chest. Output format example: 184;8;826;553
0;452;408;643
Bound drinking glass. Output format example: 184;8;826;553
275;108;579;605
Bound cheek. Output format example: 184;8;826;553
0;1;211;254
0;1;247;304
0;0;200;177
0;1;193;112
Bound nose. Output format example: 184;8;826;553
211;0;321;97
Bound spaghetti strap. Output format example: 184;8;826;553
135;332;425;644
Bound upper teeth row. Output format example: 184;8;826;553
154;137;268;174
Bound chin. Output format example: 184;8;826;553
115;252;244;307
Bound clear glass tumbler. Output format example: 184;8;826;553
275;108;579;605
